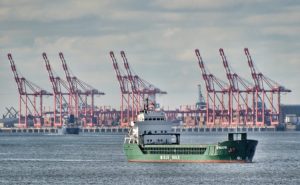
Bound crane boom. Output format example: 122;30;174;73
43;53;59;94
8;54;24;95
110;51;128;93
219;48;236;90
195;49;212;92
244;48;261;90
195;49;228;92
120;51;138;93
59;52;76;94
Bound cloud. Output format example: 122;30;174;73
152;0;235;10
244;4;300;25
261;26;300;37
0;0;300;113
0;0;113;22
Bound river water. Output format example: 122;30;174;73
0;132;299;185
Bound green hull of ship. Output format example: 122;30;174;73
124;140;258;163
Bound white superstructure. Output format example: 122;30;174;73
125;110;179;145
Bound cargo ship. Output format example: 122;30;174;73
124;105;258;163
61;124;80;134
59;115;80;135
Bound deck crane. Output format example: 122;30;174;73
120;51;167;119
59;52;105;126
219;48;254;126
7;53;52;128
195;49;230;127
244;48;291;126
110;51;132;125
43;53;70;127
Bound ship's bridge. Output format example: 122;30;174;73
134;110;177;145
137;111;166;122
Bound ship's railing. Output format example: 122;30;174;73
124;136;138;144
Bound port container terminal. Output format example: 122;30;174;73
2;48;299;131
0;126;279;134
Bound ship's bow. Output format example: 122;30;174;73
244;140;258;162
224;139;258;162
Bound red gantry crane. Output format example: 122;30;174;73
120;51;167;120
43;53;70;127
110;51;132;126
195;49;230;127
110;51;167;125
7;53;52;128
219;48;255;126
59;52;105;127
244;48;291;126
121;51;140;119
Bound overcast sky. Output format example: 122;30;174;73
0;0;299;115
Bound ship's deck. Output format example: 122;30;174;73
143;144;212;148
140;144;209;155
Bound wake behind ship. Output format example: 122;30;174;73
124;106;258;163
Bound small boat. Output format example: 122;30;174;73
61;124;80;134
58;114;80;135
